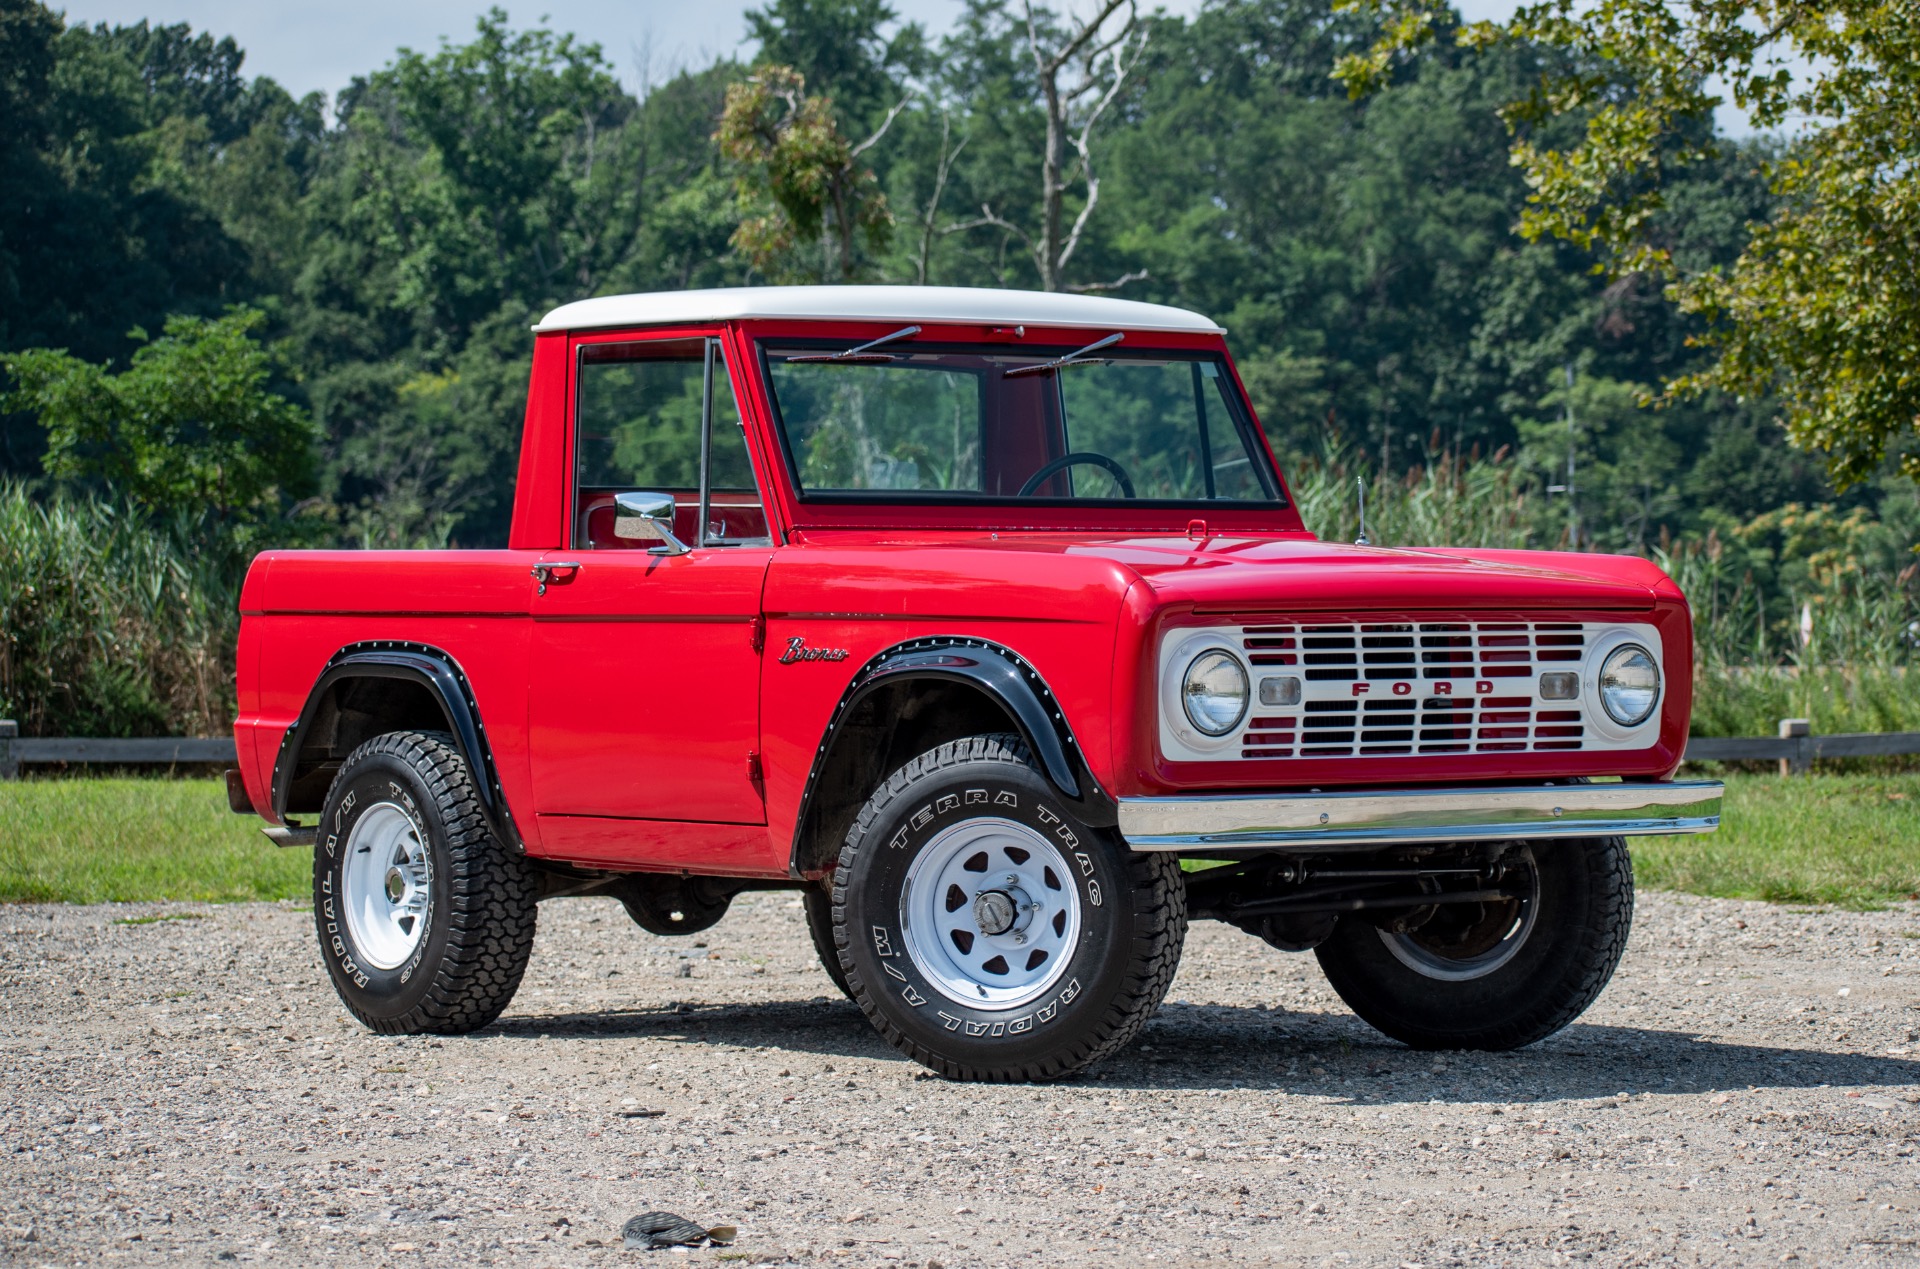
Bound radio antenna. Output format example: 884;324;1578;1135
1354;475;1372;547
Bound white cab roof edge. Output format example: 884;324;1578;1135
533;285;1224;335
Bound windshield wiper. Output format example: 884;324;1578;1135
1003;331;1125;378
785;325;922;364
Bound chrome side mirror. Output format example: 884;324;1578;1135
613;491;691;556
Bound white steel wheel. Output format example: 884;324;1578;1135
901;817;1082;1010
1377;845;1542;983
341;801;432;971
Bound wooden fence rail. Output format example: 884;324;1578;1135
0;723;237;780
1681;718;1920;775
1;719;1915;781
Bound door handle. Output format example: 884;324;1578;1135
531;561;583;595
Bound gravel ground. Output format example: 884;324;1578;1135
2;886;1916;1268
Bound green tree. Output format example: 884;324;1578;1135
1336;0;1920;490
3;307;317;527
936;0;1149;292
716;64;898;281
293;10;668;545
614;62;746;293
0;0;1840;555
0;5;283;471
1103;0;1573;462
1516;372;1684;551
302;10;638;352
745;0;926;134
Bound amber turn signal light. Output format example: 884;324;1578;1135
1258;675;1302;707
1538;671;1579;701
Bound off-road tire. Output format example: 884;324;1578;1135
803;883;853;999
313;730;539;1035
1314;836;1634;1050
832;734;1186;1081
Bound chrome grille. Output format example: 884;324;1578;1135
1237;621;1591;760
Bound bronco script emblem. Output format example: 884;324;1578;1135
779;636;850;664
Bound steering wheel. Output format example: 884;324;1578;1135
1016;451;1137;499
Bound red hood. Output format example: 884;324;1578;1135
1064;535;1670;612
786;529;1677;615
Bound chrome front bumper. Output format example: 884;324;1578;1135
1119;781;1723;851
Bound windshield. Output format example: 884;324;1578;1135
759;340;1283;505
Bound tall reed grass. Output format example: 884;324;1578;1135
1286;446;1539;552
0;483;239;736
1656;532;1918;737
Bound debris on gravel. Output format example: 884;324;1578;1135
1;889;1915;1266
621;1209;733;1249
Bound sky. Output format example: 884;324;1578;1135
54;0;1528;102
55;0;1759;134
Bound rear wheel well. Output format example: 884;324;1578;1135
792;679;1021;878
283;676;449;814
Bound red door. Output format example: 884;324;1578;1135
526;548;770;823
526;332;774;829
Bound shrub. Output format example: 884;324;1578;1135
0;484;239;737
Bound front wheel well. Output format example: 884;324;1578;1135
790;679;1019;878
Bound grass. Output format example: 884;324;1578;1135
1;483;241;738
1633;771;1920;909
2;773;1915;911
0;776;306;904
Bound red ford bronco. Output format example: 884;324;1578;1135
229;286;1721;1081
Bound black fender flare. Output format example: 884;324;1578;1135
270;641;521;849
788;636;1116;874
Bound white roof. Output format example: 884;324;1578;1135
533;285;1223;335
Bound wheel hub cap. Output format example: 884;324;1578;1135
900;818;1081;1011
971;887;1029;937
1378;846;1541;982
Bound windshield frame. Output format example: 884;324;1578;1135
749;324;1297;529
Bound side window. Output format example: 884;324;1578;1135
573;339;765;548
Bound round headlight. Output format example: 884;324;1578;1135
1182;650;1249;736
1597;644;1660;726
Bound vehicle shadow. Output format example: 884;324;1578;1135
486;995;1920;1101
489;995;898;1060
1106;1002;1920;1103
